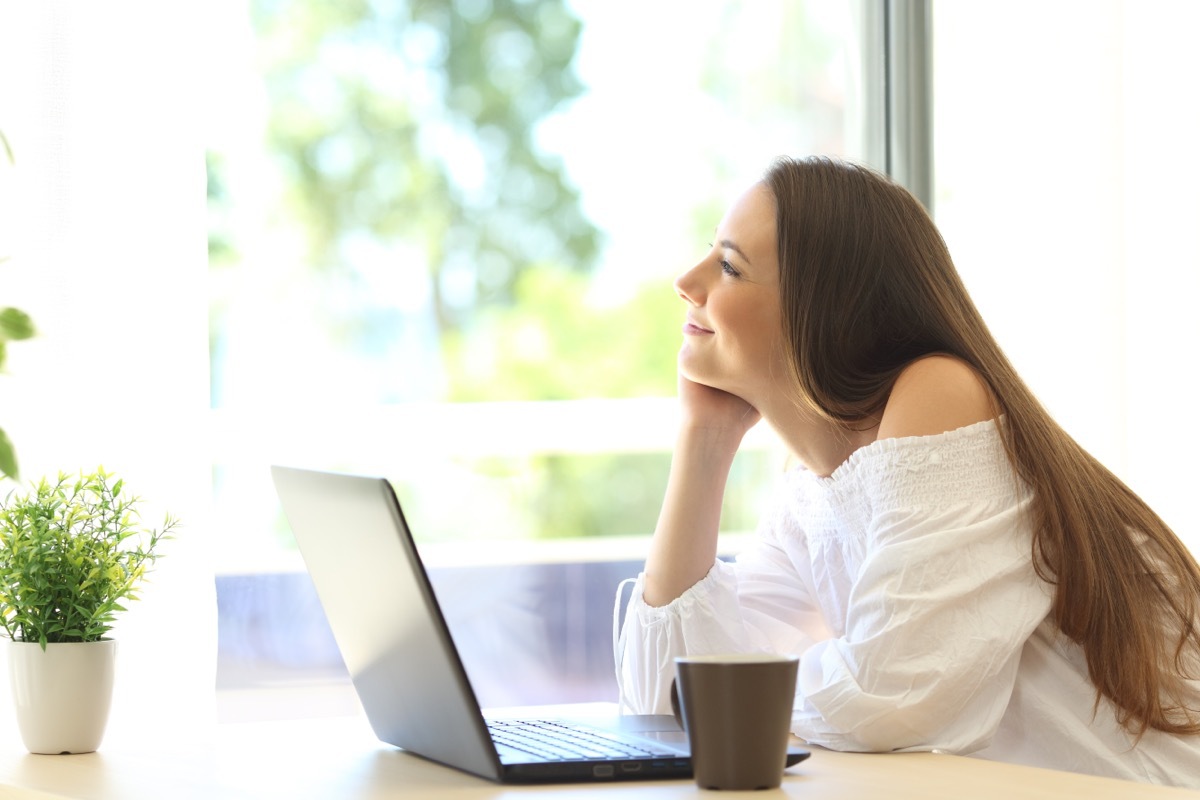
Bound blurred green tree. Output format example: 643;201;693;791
206;0;838;539
446;269;679;402
247;0;600;340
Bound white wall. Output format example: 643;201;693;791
933;0;1200;551
0;4;216;738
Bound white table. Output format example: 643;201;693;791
0;708;1197;799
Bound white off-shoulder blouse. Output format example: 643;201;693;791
615;420;1200;787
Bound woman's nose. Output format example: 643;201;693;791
674;262;705;306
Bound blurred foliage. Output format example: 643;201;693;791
446;269;679;401
392;447;775;543
1;128;35;482
207;0;681;539
207;0;838;540
521;449;773;539
245;0;600;336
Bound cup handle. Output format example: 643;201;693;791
669;677;685;731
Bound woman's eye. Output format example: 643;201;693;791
720;260;740;277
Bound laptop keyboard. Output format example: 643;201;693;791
487;719;673;762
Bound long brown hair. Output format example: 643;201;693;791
764;155;1200;736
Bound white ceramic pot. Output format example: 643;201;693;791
6;639;117;754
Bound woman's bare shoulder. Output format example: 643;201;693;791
876;355;996;441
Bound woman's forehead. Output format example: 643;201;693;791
717;182;777;264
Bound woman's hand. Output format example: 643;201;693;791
677;374;761;438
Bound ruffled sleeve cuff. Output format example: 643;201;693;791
614;561;759;714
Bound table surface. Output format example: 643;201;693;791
1;707;1198;800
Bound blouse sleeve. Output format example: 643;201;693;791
614;488;828;715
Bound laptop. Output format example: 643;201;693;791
270;465;810;783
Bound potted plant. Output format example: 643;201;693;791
0;468;178;753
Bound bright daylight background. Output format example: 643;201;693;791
0;0;1197;730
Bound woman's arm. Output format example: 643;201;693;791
641;376;760;607
617;481;824;714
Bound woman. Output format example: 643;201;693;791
615;156;1200;786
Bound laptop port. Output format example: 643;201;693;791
621;762;643;772
592;765;615;778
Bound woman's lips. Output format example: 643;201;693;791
683;321;714;335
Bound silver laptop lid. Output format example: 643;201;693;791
270;465;501;780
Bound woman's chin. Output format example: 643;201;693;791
676;354;709;385
678;361;734;395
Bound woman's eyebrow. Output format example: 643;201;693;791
718;238;753;266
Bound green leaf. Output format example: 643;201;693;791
0;428;17;481
0;468;178;642
0;308;35;342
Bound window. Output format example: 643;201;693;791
206;0;857;718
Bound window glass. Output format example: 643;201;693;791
208;0;853;716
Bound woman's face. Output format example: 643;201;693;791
674;182;785;402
